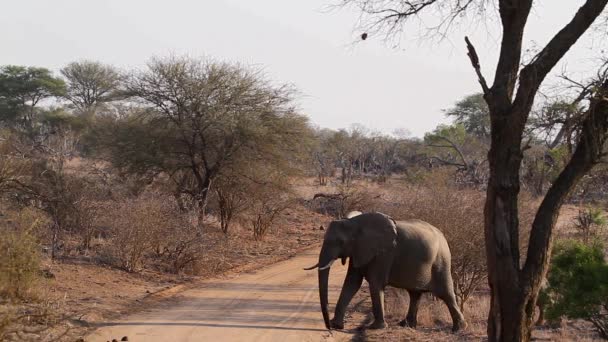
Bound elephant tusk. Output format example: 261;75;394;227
303;263;319;270
318;260;335;271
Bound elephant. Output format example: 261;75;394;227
304;212;466;331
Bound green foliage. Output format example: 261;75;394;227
0;65;65;125
423;123;489;187
444;93;490;138
424;123;467;145
545;240;608;338
521;144;570;195
584;207;607;227
547;145;570;174
528;100;584;150
575;206;607;243
39;108;88;132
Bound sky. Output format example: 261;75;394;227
0;1;604;137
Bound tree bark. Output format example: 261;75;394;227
196;177;212;234
484;112;528;341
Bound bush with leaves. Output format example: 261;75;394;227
545;240;608;339
575;206;607;243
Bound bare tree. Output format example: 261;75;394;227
310;128;338;185
339;1;608;340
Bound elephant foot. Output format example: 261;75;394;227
330;318;344;330
368;320;387;330
398;319;416;328
452;319;467;332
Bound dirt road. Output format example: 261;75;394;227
88;248;350;342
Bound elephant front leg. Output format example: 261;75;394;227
368;281;387;329
331;266;363;329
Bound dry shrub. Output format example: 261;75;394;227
212;172;255;235
0;307;12;341
0;299;70;342
339;184;382;216
310;183;381;218
97;192;201;273
154;214;204;274
247;182;293;240
379;183;536;311
0;209;47;301
72;200;100;252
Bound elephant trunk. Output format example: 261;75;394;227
318;268;331;330
317;244;336;330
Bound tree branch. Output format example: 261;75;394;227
429;156;467;169
513;0;608;113
465;36;490;95
523;79;608;284
428;135;469;170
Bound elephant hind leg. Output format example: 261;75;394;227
431;267;467;332
399;290;422;328
436;291;467;332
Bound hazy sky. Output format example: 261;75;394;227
0;1;603;137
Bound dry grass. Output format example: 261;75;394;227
344;281;603;341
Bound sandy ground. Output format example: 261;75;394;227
88;248;354;342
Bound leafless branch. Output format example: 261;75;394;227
427;135;469;170
465;36;490;95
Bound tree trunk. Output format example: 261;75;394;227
484;110;529;341
196;177;212;234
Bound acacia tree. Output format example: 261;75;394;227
105;57;308;231
339;1;608;340
445;93;491;139
0;66;65;128
61;60;122;115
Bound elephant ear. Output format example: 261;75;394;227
351;213;398;269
